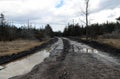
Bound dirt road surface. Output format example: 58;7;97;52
10;38;120;79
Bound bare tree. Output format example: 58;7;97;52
80;0;90;39
85;0;89;40
85;0;89;26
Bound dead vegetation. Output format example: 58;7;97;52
80;37;120;49
96;38;120;49
0;40;44;57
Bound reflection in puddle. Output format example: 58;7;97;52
80;48;99;54
73;45;99;54
70;40;99;54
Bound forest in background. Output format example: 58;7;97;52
63;19;120;39
0;14;54;41
0;13;120;41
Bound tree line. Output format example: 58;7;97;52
0;24;54;41
0;14;54;41
63;20;120;39
0;13;120;41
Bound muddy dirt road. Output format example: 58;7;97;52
10;38;120;79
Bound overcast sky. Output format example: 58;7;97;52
0;0;120;31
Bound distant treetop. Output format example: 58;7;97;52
116;17;120;22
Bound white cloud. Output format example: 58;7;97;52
89;8;120;24
0;0;120;31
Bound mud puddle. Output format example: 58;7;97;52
0;50;50;79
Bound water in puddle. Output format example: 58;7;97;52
80;48;98;54
0;50;50;79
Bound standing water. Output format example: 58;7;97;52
0;50;50;79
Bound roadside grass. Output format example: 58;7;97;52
0;40;45;57
80;37;120;49
96;38;120;49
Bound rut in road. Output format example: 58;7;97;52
10;38;120;79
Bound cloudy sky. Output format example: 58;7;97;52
0;0;120;31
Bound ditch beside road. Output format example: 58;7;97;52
0;38;58;79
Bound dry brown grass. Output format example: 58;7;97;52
96;38;120;49
80;37;120;49
0;40;45;57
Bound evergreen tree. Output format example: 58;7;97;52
45;24;54;38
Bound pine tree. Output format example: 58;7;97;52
45;24;53;38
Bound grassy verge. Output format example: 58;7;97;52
80;37;120;49
95;39;120;49
0;40;45;57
